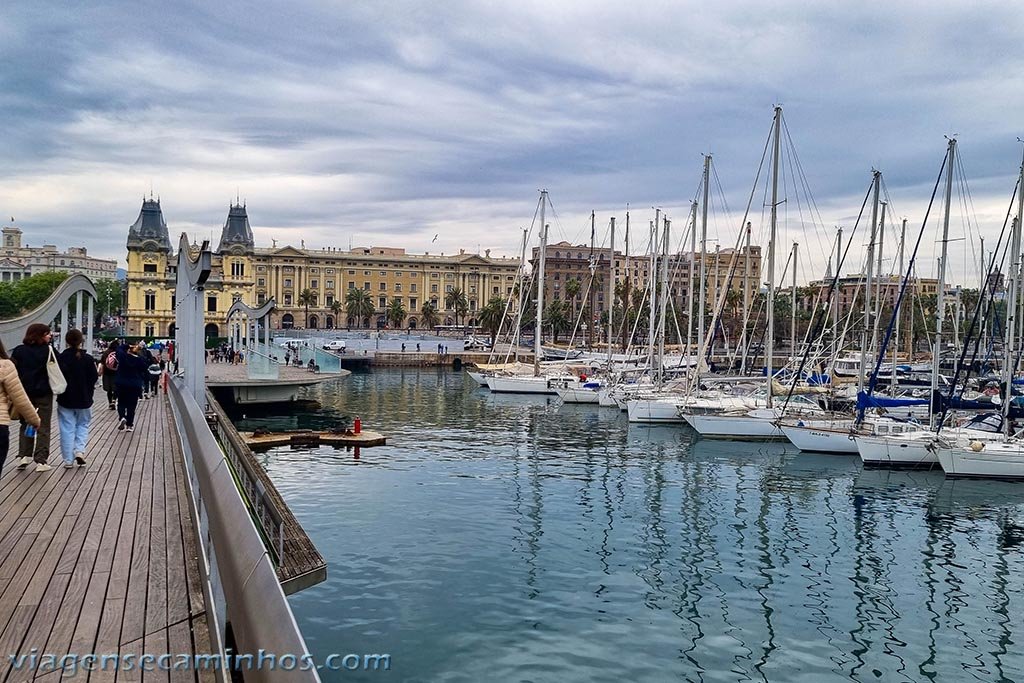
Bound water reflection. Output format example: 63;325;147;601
236;370;1024;682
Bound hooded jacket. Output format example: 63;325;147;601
0;359;41;426
56;348;99;410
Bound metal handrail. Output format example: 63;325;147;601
205;391;286;563
168;376;320;682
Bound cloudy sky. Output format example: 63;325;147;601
3;1;1023;285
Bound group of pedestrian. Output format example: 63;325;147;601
207;343;244;364
0;324;164;473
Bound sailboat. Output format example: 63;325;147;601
936;147;1024;478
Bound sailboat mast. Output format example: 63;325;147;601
893;218;906;386
699;155;710;363
741;221;752;374
534;191;548;377
766;106;782;408
622;210;630;352
932;138;956;426
648;211;660;375
872;200;888;357
687;201;697;363
588;210;596;350
514;228;528;361
833;227;842;368
607;216;615;366
1004;216;1021;431
858;170;880;394
658;217;670;383
790;242;798;362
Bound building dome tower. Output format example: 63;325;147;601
125;197;174;338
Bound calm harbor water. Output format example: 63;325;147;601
231;369;1024;683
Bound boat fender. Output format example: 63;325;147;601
969;440;985;452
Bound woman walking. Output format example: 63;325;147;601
99;339;119;409
0;339;41;472
11;323;56;472
56;329;98;468
114;341;148;432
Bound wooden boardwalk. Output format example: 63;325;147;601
0;390;214;682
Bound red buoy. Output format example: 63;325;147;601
354;417;361;434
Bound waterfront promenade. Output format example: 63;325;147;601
0;389;214;681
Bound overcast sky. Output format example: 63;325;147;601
3;1;1023;286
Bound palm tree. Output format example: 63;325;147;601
545;300;571;342
298;288;316;328
564;277;581;321
445;287;469;327
329;299;343;328
479;297;507;344
420;301;440;330
346;288;375;329
387;297;407;329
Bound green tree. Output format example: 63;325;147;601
329;299;343;328
93;278;123;318
564;277;581;321
346;288;375;328
387;297;407;328
420;301;439;330
479;297;507;344
0;272;70;321
298;288;316;328
445;287;469;327
545;300;571;342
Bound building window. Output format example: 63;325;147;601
326;295;334;306
410;298;417;310
284;294;292;306
257;292;266;304
349;270;355;275
310;279;319;289
379;282;387;291
144;292;156;311
410;283;417;293
363;282;370;291
394;283;402;292
379;271;386;276
431;284;438;293
379;296;387;308
143;263;157;274
326;280;334;289
326;268;335;274
395;271;403;277
311;268;319;274
207;296;217;312
144;323;154;337
284;278;293;288
349;282;355;289
231;262;245;278
445;284;453;292
257;278;265;287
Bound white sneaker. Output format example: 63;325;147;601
63;462;74;469
16;456;31;469
74;453;87;466
34;463;52;472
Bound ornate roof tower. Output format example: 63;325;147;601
217;202;255;255
126;197;172;253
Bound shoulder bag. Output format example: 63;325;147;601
47;346;67;395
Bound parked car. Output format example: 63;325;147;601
323;340;347;351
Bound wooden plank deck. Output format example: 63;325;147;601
0;389;213;682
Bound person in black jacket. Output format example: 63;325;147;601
56;329;98;468
99;339;119;409
10;322;55;472
113;342;148;432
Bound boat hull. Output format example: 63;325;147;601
937;442;1024;479
485;376;556;394
855;432;938;468
683;413;786;440
780;421;857;454
626;399;685;424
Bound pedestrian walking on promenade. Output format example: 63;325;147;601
11;323;56;472
0;338;41;472
114;342;148;432
99;339;119;409
56;329;98;468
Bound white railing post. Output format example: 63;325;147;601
86;295;94;352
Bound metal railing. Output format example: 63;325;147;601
205;390;286;562
168;376;319;682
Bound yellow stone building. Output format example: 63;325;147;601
125;199;521;337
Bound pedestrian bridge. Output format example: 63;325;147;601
0;241;327;681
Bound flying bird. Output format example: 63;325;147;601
432;234;438;243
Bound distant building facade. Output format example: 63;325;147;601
124;199;521;337
0;223;118;282
530;240;762;322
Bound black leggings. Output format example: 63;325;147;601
116;386;142;427
0;424;8;471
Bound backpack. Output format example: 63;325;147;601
104;352;118;371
